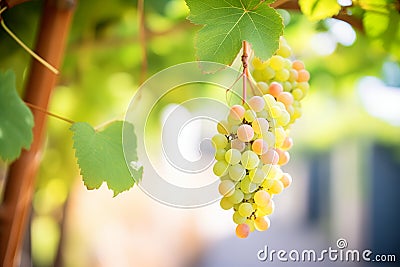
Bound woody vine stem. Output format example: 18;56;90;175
242;40;249;104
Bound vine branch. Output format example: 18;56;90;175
137;0;147;84
271;0;364;32
242;40;249;104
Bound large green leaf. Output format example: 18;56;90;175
299;0;341;21
71;121;142;196
185;0;283;65
0;70;34;162
363;10;389;37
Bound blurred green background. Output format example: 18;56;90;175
0;0;399;266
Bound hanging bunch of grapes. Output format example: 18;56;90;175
211;37;310;238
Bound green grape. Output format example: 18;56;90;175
238;202;253;217
244;109;257;122
262;131;275;147
217;120;229;135
256;82;269;95
220;175;230;181
212;134;228;149
263;94;277;107
252;118;269;135
228;164;246;181
277;110;290;126
240;176;257;193
214;148;226;161
230;124;239;134
241;150;259;170
233;211;247;224
269;105;282;118
220;197;233;210
245;219;256;232
249;168;266;184
292;88;303;100
282;81;292;92
256;110;268;119
225;148;241;165
213;160;228;176
218;180;235;197
275;68;290;82
228;189;244;204
227;115;242;126
243;193;253;200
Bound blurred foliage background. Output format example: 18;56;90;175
0;0;399;266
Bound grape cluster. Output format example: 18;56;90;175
212;37;309;238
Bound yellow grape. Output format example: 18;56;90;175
254;190;271;207
280;173;293;188
217;120;229;134
254;216;270;231
252;118;269;135
292;60;305;70
220;197;233;210
269;55;285;71
268;180;284;195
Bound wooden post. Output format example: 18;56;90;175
0;0;75;265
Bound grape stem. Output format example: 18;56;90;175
24;101;75;124
241;40;249;104
0;14;59;74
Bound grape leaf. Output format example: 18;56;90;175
363;10;389;37
71;121;142;196
0;70;34;162
185;0;283;65
299;0;341;21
